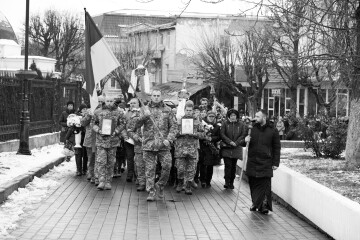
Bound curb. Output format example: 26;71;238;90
0;155;65;203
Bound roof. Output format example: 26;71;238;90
126;22;176;34
154;81;211;100
92;12;175;36
0;11;17;43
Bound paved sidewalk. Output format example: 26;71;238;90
7;166;329;240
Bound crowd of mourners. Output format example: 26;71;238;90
59;90;281;215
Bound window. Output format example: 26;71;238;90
111;78;115;88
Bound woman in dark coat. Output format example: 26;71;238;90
220;109;247;189
199;111;221;188
59;101;75;143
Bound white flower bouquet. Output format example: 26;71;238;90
67;114;83;148
67;114;82;127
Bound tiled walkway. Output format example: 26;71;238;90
7;166;329;240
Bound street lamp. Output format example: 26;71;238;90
16;0;37;155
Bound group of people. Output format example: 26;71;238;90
59;90;281;215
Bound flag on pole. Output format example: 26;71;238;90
84;10;120;111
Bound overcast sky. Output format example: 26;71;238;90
1;0;261;34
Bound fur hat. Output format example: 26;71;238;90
227;108;239;118
66;100;75;107
78;103;88;112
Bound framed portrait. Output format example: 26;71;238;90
101;119;114;135
181;118;194;135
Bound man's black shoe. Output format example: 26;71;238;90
250;205;257;211
259;207;269;215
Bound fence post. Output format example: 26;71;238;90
52;78;61;132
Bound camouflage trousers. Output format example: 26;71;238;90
86;147;96;178
176;153;198;182
143;150;171;192
134;152;146;187
96;146;116;183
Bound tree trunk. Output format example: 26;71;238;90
345;2;360;169
345;99;360;169
247;98;258;118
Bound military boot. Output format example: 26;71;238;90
185;181;192;195
147;190;156;202
176;179;184;193
155;183;164;198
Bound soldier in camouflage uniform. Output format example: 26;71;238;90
127;98;146;191
175;100;206;195
93;96;126;190
135;90;177;201
81;107;96;183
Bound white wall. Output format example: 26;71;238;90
272;165;360;240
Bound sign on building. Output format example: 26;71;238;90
271;89;281;97
234;96;238;110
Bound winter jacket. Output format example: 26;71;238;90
134;101;177;151
81;111;96;149
276;120;285;135
59;108;75;128
59;108;75;142
93;105;126;148
174;115;206;158
220;119;247;159
199;119;221;166
127;109;144;154
246;122;281;178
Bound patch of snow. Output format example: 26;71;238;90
0;158;75;237
0;144;65;185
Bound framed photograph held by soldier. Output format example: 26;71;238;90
101;119;114;135
181;118;194;135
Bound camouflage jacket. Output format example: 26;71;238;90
127;109;143;154
135;101;177;151
93;105;126;148
81;111;96;148
174;115;206;158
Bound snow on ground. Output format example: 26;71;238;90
0;144;65;185
0;158;75;237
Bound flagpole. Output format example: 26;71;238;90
84;9;164;139
234;127;252;212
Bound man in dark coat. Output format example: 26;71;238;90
245;109;281;214
59;101;75;143
220;109;247;189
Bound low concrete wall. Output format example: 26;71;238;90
272;166;360;240
0;132;60;153
280;140;304;148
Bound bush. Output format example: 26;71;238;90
320;119;347;158
295;116;323;157
295;115;347;159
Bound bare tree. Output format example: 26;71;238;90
238;30;272;117
28;9;84;80
192;34;238;107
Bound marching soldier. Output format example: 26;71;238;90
174;100;205;195
134;89;177;201
127;98;146;191
93;96;126;190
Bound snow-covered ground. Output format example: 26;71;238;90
0;144;65;185
0;157;75;237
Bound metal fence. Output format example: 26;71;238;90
0;75;83;142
